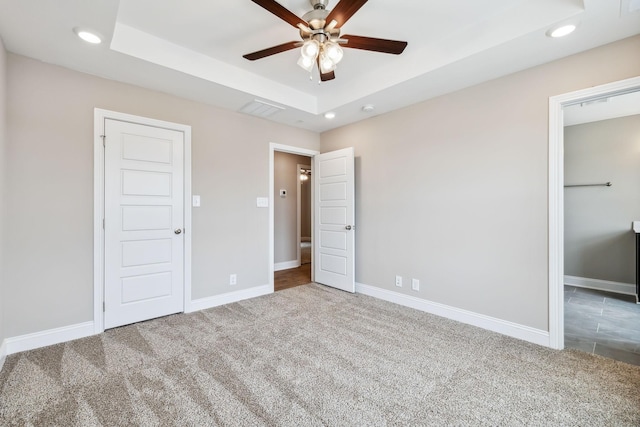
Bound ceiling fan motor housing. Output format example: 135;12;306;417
309;0;329;10
300;7;340;40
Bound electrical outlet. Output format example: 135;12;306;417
395;275;402;287
230;274;237;286
412;278;420;291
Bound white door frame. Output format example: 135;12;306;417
297;162;311;266
94;108;192;334
269;143;319;292
548;76;640;350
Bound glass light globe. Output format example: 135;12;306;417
319;52;336;74
301;40;320;59
324;41;343;64
297;55;314;72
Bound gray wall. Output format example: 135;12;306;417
2;34;640;340
0;36;6;347
4;54;319;337
274;152;311;264
564;115;640;284
320;35;640;331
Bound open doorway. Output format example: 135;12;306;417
548;76;640;358
562;91;640;365
268;143;319;293
273;151;313;291
298;163;312;267
269;143;356;294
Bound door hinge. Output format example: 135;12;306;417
103;302;105;312
100;135;105;147
102;218;105;229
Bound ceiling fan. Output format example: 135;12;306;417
243;0;408;82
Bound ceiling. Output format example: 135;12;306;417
0;0;639;132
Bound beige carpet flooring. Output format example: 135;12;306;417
1;284;640;426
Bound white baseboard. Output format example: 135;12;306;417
0;283;273;364
355;283;550;347
564;275;636;296
274;260;300;271
4;321;95;356
187;284;272;313
0;339;7;372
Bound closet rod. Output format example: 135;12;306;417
564;182;612;188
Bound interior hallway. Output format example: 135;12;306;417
274;264;312;292
274;242;312;292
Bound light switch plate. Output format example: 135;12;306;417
257;197;269;208
192;195;201;207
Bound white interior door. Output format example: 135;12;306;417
104;118;184;329
314;147;355;292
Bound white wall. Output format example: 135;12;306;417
274;151;311;264
4;54;320;338
0;36;7;349
564;115;640;284
320;35;640;331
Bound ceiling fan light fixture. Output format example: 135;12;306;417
324;41;343;64
297;55;315;72
319;52;336;73
301;39;320;59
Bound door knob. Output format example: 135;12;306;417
345;225;352;230
174;228;182;235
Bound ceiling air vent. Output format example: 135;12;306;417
239;100;285;118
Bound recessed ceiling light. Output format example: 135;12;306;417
324;112;336;119
547;24;577;38
74;28;102;44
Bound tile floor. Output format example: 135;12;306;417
564;285;640;365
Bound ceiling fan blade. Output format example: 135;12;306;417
320;70;336;81
325;0;368;28
341;34;407;55
250;0;308;29
243;41;300;60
